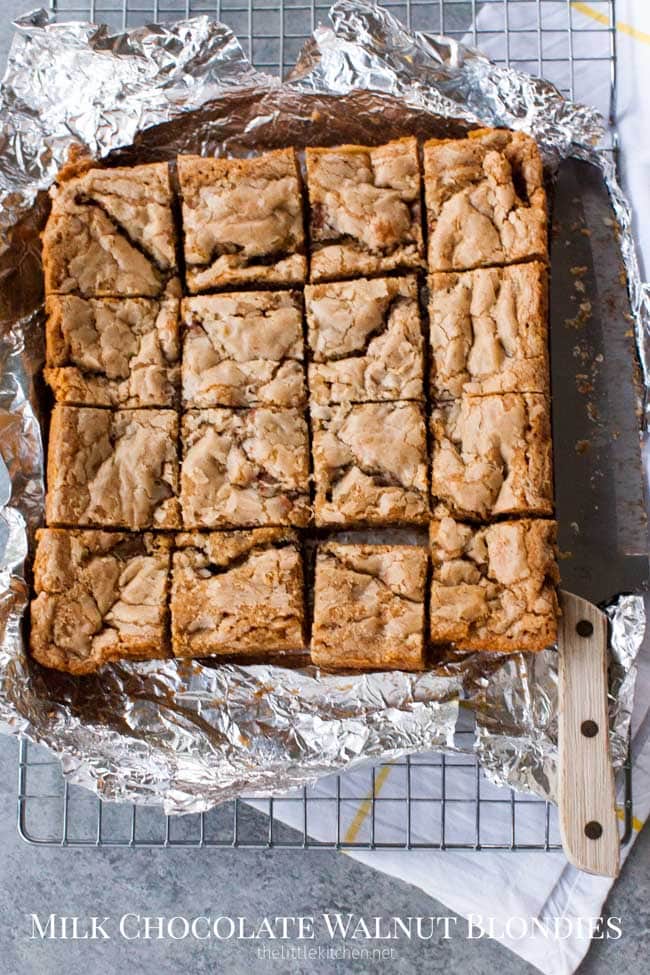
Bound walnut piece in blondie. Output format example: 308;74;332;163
182;291;306;408
171;529;305;658
430;515;559;651
429;263;549;399
424;129;547;272
46;405;180;529
311;543;427;671
44;294;180;408
306;275;424;404
177;149;306;292
312;401;429;526
430;394;553;520
306;138;424;281
42;160;178;297
30;529;170;674
181;408;310;528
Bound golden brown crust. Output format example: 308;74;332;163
180;408;311;528
171;529;305;657
46;405;180;529
311;543;427;671
44;294;180;408
30;529;171;674
177;149;306;292
429;263;549;399
430;393;554;520
429;515;559;652
305;275;424;404
311;401;430;526
43;161;178;297
423;128;547;273
306;138;425;282
181;290;306;408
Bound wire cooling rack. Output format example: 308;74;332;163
17;0;627;850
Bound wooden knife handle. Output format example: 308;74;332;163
557;590;620;877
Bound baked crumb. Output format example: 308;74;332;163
424;128;547;272
430;393;554;520
43;161;178;297
311;543;427;671
44;294;180;408
177;149;306;292
306;275;424;403
180;408;311;528
181;290;306;408
46;405;180;529
306;138;424;281
30;529;171;674
429;263;548;399
429;515;559;651
171;529;305;657
312;401;429;526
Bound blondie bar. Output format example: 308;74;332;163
42;159;178;297
423;129;547;272
311;543;427;671
171;529;305;658
30;529;170;674
430;394;553;520
305;275;424;404
312;402;429;525
306;138;424;281
177;149;306;292
44;294;180;408
181;408;310;528
46;405;180;529
429;263;549;399
429;515;559;651
182;290;306;408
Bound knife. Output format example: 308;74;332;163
550;159;649;876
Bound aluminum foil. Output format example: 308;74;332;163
0;1;646;813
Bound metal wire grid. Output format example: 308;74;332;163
20;734;633;849
16;0;622;850
47;1;617;120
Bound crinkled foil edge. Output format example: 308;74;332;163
0;1;645;813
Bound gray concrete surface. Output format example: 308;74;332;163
0;3;648;974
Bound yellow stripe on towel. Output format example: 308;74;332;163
572;2;650;45
344;765;393;844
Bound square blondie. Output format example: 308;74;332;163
46;405;180;529
430;393;553;520
180;408;310;528
429;515;559;652
181;290;306;408
306;138;424;281
44;294;180;408
423;128;547;272
429;263;549;399
311;543;427;671
171;529;305;658
177;149;306;292
311;401;429;525
30;529;171;674
305;275;424;404
42;159;178;297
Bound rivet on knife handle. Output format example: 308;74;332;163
557;590;620;878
